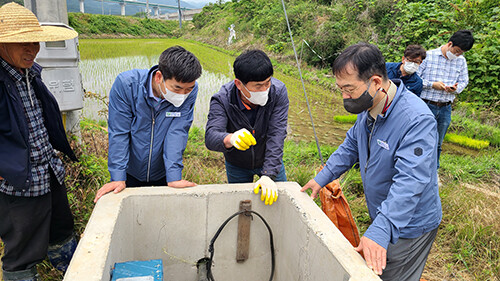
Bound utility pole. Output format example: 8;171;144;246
25;0;69;24
177;0;182;28
146;0;149;18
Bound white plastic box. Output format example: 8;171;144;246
35;23;83;112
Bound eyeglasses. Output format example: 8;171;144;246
335;79;372;96
405;58;422;64
335;83;364;96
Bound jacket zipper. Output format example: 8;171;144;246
365;117;377;173
147;109;155;182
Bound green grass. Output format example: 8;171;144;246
440;148;500;183
437;182;499;280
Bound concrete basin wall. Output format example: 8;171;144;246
65;182;380;281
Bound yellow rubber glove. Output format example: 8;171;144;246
253;176;278;205
230;128;257;151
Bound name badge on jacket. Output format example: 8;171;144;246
166;112;181;118
377;139;389;150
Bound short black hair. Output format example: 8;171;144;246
233;50;274;84
332;42;387;81
404;44;426;60
158;46;202;83
449;30;474;51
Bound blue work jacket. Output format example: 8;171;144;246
0;63;76;191
386;62;423;96
107;66;197;183
205;78;289;178
315;79;442;249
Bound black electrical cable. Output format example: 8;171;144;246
206;210;275;281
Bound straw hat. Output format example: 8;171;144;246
0;2;77;43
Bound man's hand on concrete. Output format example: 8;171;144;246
300;179;322;199
228;128;256;151
432;81;447;91
253;175;278;205
94;181;126;203
168;180;197;188
354;236;387;276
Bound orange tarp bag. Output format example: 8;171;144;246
319;178;360;247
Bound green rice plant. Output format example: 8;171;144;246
333;115;357;124
444;133;490;150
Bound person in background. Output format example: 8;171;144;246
0;3;79;280
205;50;289;206
385;44;426;96
94;46;202;202
417;30;474;167
301;43;442;280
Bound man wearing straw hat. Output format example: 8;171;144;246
0;2;79;280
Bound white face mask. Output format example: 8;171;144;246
159;80;191;107
446;50;459;60
241;82;270;106
403;61;419;74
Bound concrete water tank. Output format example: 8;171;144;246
35;23;83;112
65;182;380;281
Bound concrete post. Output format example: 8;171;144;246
24;0;68;24
79;0;84;13
177;0;182;28
120;2;125;16
24;0;82;137
153;6;159;18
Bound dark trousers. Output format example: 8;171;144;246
225;161;287;184
0;170;74;272
381;228;438;281
425;102;452;168
126;174;167;187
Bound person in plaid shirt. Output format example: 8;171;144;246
417;30;474;167
0;3;79;280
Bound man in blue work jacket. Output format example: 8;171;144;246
94;46;202;202
302;43;442;281
205;50;289;206
385;44;426;96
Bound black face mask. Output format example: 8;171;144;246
343;80;379;114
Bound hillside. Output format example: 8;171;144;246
187;0;500;107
